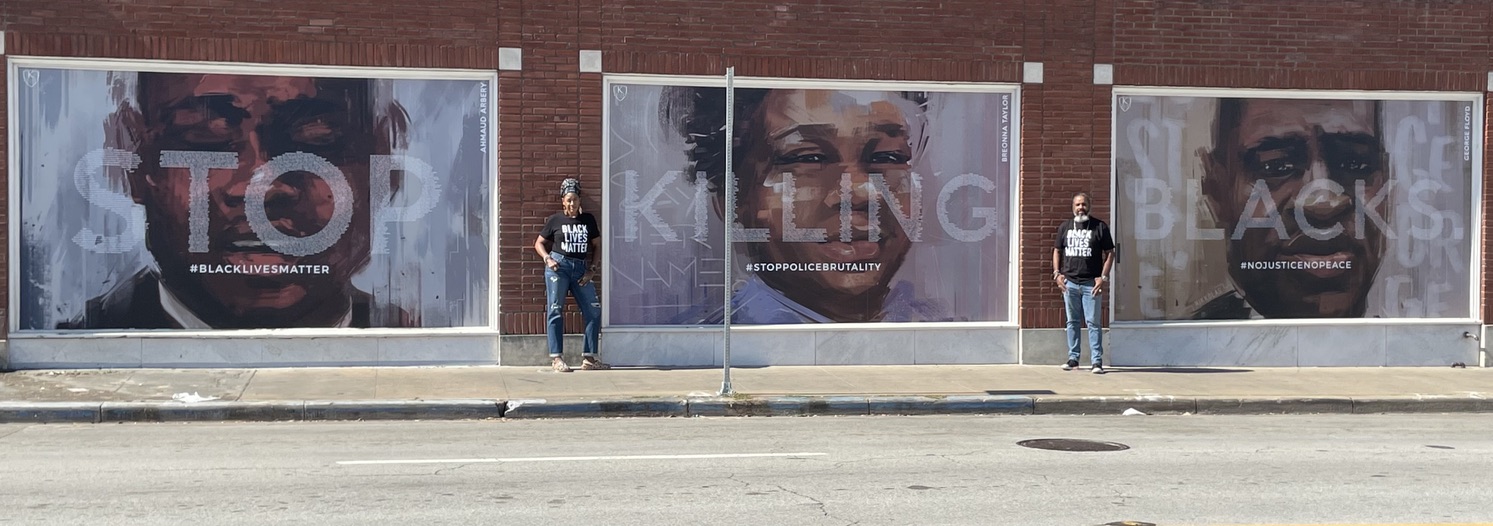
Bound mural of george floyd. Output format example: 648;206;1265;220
1114;94;1476;322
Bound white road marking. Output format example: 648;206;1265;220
337;452;827;466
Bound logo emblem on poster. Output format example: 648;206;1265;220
612;84;628;102
22;69;39;88
1117;96;1131;112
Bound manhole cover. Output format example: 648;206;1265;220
1017;438;1129;452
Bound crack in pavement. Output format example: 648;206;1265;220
773;483;859;525
0;426;30;441
1016;470;1052;483
727;473;857;525
235;370;257;402
813;454;904;465
930;452;979;466
433;463;477;476
723;473;751;488
114;372;136;396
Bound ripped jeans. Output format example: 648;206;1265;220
545;252;601;357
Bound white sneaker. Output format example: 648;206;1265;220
1091;365;1105;374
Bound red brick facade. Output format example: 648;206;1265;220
2;0;1490;337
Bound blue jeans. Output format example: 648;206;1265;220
545;252;600;358
1063;279;1103;366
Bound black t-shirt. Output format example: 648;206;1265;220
541;212;600;259
1054;217;1115;282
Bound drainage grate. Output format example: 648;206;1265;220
1017;438;1130;452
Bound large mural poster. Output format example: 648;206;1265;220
11;63;493;330
1114;93;1476;321
606;80;1016;326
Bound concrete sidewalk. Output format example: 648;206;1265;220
1;364;1490;423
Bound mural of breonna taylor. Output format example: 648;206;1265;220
1113;94;1475;321
11;65;493;330
606;81;1015;325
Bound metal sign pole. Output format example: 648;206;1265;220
719;66;735;396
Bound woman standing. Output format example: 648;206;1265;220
534;178;609;372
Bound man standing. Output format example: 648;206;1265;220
1054;193;1116;373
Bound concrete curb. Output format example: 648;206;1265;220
937;395;1035;414
0;401;101;423
504;398;687;419
303;400;504;421
687;396;870;417
1033;396;1196;415
1349;395;1492;414
865;396;941;415
1;395;1490;423
1195;397;1355;415
866;395;1034;415
100;401;307;422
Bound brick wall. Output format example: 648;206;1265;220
3;0;1491;335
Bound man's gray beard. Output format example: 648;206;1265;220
1074;214;1089;222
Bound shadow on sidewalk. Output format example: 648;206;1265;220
985;389;1058;395
1105;367;1253;374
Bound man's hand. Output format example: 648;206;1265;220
545;256;559;271
579;266;597;286
1054;273;1067;291
1092;277;1105;296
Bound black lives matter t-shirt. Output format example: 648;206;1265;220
1055;218;1115;283
541;212;600;259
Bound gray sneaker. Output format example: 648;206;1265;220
1062;359;1077;371
1091;365;1106;374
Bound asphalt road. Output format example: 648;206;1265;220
1;414;1489;525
